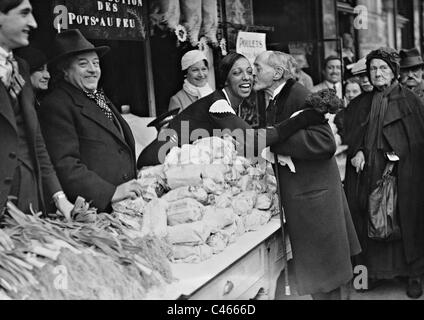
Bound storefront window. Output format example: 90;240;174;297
322;0;339;58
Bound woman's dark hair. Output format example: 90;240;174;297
182;59;209;77
0;0;24;13
218;52;247;89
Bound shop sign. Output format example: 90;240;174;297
52;0;144;41
236;31;266;65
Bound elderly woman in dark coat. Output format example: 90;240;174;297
137;53;325;167
344;47;424;299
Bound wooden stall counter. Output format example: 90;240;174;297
147;218;291;300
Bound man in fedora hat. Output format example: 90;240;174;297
38;29;142;213
400;48;424;100
0;0;73;245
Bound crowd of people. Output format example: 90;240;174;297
1;0;424;301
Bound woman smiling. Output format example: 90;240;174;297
168;50;213;112
137;53;325;167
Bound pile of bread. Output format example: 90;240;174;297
113;137;279;264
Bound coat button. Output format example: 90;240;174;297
9;152;16;159
123;174;129;180
4;177;13;185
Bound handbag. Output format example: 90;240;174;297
367;161;401;241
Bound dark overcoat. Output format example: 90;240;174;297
0;58;61;214
344;85;424;264
38;81;136;212
269;79;361;295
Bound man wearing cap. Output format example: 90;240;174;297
349;57;373;93
38;29;142;213
344;47;424;299
0;0;73;240
400;48;424;101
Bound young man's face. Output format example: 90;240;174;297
0;0;37;51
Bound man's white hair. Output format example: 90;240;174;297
266;51;296;80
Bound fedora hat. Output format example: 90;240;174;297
50;29;110;65
400;48;424;69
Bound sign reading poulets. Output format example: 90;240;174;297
52;0;144;41
236;31;266;65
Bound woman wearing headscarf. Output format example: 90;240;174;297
344;47;424;299
15;46;50;108
137;52;326;167
168;49;213;112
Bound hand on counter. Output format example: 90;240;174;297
111;179;143;203
55;197;74;221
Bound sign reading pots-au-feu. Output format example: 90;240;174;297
52;0;145;41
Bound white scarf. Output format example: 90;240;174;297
0;46;13;87
183;79;213;99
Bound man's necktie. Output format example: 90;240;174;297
267;98;274;109
266;98;277;126
84;89;115;121
0;55;25;99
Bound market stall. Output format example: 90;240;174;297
148;218;290;300
0;137;290;300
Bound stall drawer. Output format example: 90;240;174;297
190;244;266;300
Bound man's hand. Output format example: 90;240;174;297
111;179;143;203
55;198;74;221
0;229;14;251
351;151;366;173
